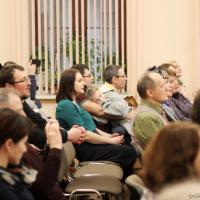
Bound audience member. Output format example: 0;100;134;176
24;119;65;200
73;64;132;143
0;63;85;148
99;65;137;141
157;63;192;120
170;77;192;120
72;64;125;120
167;60;182;78
56;69;138;176
85;85;108;125
0;88;82;200
0;108;35;200
133;72;168;149
85;84;134;145
71;64;105;117
160;69;179;121
147;66;178;121
3;61;41;109
141;122;200;198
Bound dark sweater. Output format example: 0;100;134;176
0;166;35;200
23;144;64;200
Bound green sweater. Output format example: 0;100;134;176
56;99;96;131
133;99;165;148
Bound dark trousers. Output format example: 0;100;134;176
74;142;138;178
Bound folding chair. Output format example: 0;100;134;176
58;141;123;181
58;142;124;199
125;174;145;197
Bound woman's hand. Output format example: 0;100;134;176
68;125;86;144
45;119;62;149
109;135;124;145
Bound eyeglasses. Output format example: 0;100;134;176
9;77;30;84
83;73;93;78
116;74;127;78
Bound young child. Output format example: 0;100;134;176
85;85;134;145
85;85;108;125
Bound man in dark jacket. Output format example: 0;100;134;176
0;63;85;148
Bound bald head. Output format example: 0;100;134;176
0;88;25;116
137;72;158;98
137;72;167;103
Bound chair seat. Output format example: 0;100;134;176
65;175;122;195
74;162;123;180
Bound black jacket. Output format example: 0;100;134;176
23;101;68;148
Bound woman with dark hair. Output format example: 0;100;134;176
140;122;200;198
56;69;138;176
0;108;35;200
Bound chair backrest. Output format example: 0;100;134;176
125;174;145;195
58;141;76;181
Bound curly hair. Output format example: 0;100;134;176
142;122;200;192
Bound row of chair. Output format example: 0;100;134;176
58;142;125;199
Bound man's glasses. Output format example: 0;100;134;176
9;77;30;84
116;74;127;78
83;73;93;78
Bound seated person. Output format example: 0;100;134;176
0;63;85;148
72;64;134;144
140;122;200;199
3;61;41;110
71;64;105;117
147;66;179;122
170;84;192;120
24;119;65;200
85;85;134;145
0;88;85;200
85;85;108;125
72;64;132;121
157;63;192;120
56;69;138;176
133;72;168;150
0;108;35;200
160;68;179;121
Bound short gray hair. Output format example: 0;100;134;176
0;88;20;105
137;72;156;99
103;65;122;83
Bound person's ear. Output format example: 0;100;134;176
146;88;154;98
5;83;14;89
112;76;118;84
4;139;14;153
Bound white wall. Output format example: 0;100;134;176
0;0;30;67
127;0;200;97
0;0;11;64
0;0;199;112
40;99;56;118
